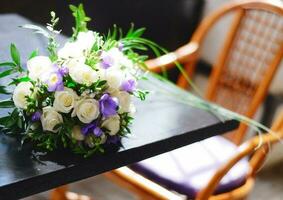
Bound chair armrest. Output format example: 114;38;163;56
196;120;283;200
146;42;199;73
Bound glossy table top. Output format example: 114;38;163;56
0;14;238;199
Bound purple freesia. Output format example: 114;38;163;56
118;42;124;51
107;135;121;144
99;93;118;117
100;52;114;69
81;123;96;135
93;127;103;137
121;79;136;93
31;111;41;122
81;122;103;137
45;70;64;92
59;65;69;76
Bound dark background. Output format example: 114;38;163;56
0;0;206;81
0;0;204;52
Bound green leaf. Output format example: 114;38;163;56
0;62;16;67
0;69;14;79
9;76;31;85
0;85;10;94
28;49;39;60
10;44;21;65
0;99;14;108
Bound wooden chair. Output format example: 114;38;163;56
106;111;283;200
104;0;283;199
51;0;283;199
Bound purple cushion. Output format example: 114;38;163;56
130;136;249;198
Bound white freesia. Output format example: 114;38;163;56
58;31;95;59
64;57;86;71
100;134;107;144
76;31;96;51
72;99;99;123
12;82;33;109
41;106;63;133
69;63;99;86
27;56;53;81
102;115;120;135
58;42;84;59
113;91;131;113
53;87;78;113
71;125;85;141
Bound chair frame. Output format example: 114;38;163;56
50;0;283;199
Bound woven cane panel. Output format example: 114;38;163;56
212;9;283;115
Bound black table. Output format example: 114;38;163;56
0;14;238;200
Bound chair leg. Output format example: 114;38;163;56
50;185;68;200
50;185;94;200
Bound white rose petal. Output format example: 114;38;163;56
69;64;99;86
102;115;120;135
53;87;78;113
12;82;33;109
27;56;53;81
72;99;99;123
71;125;85;141
113;91;131;113
41;107;63;133
100;69;124;91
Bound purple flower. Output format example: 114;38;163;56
93;127;103;137
100;52;114;69
31;111;41;122
107;135;121;144
99;93;118;117
81;123;95;135
45;70;64;92
121;79;136;93
118;42;124;51
81;122;103;137
59;65;69;76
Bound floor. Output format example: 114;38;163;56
23;160;283;200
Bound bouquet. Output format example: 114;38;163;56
0;4;157;157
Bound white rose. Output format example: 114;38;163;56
41;106;63;133
100;69;124;91
72;99;99;123
102;115;120;135
53;87;78;113
12;82;33;109
113;91;131;113
69;63;99;86
71;125;85;141
27;56;53;81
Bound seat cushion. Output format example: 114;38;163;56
130;136;250;198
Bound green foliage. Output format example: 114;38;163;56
0;99;14;108
10;43;21;66
133;89;149;101
69;4;91;39
28;49;39;60
119;113;134;136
